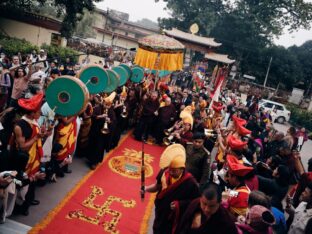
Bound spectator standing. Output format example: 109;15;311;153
296;128;308;152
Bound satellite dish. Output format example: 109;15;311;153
190;23;199;34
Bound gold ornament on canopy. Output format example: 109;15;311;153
134;33;185;71
190;23;199;34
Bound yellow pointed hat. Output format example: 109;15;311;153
183;105;193;114
182;112;193;129
159;144;186;169
179;105;193;119
104;91;116;104
170;155;186;168
191;101;196;111
120;86;127;98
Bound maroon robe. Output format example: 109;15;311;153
153;169;200;234
158;104;177;125
175;198;238;234
179;130;193;146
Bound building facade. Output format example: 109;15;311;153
92;8;159;50
0;10;66;47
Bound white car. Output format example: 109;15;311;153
258;99;291;124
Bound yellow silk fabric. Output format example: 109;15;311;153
216;146;224;163
134;48;184;71
25;125;42;176
56;121;76;160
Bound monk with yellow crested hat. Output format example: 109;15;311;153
104;91;116;105
144;144;200;234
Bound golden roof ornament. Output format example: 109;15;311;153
190;23;199;35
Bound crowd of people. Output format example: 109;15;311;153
0;48;311;234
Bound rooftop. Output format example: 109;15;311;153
164;28;222;48
1;9;62;31
94;8;159;33
204;52;235;64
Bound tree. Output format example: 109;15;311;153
157;0;226;35
135;18;159;29
157;0;312;37
156;0;312;90
74;10;96;39
262;46;302;89
0;0;103;38
289;41;312;95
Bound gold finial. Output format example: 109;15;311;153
190;23;199;35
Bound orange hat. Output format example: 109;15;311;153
199;100;207;109
120;86;127;98
18;92;44;111
232;115;247;126
212;101;223;112
236;123;251;136
227;134;247;150
227;154;253;177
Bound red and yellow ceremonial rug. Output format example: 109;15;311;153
29;133;164;234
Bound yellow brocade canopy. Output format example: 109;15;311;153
134;48;184;71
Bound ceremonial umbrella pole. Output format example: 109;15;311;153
141;136;145;201
135;34;184;199
134;33;185;91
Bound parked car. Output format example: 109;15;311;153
259;99;291;124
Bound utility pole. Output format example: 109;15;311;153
264;56;272;87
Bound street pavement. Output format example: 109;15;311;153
273;123;311;171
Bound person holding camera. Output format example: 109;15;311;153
0;171;18;223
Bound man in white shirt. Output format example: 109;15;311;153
287;183;312;233
29;63;46;90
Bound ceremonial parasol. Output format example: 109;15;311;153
134;34;185;71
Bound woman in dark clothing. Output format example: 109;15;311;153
257;165;290;211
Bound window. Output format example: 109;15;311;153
263;102;274;108
275;105;284;111
51;33;61;46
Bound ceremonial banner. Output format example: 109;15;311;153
30;133;164;234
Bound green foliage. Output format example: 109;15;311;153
156;0;312;91
158;0;225;35
0;34;38;57
0;34;79;63
40;44;79;63
245;46;302;90
288;41;312;93
74;10;96;39
287;104;312;132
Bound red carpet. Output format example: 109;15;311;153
30;133;164;234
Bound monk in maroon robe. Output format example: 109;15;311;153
144;146;200;234
175;183;238;234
